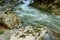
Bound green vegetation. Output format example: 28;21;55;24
0;30;4;35
6;37;10;40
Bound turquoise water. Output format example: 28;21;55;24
13;1;60;40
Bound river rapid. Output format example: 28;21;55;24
13;0;60;40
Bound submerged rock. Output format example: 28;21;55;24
0;11;21;28
9;25;47;40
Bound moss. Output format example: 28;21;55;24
6;38;10;40
0;30;4;35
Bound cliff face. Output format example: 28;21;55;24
30;0;60;15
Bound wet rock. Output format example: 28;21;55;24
0;11;21;28
9;25;47;40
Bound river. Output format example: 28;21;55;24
13;0;60;40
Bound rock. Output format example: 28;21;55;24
0;0;19;11
0;30;11;40
0;11;21;28
30;0;60;15
9;25;47;40
0;0;19;6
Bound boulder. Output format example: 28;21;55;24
9;25;47;40
0;11;21;28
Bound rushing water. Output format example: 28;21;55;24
13;0;60;40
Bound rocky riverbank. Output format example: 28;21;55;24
0;0;19;7
30;0;60;15
0;9;47;40
0;0;19;12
